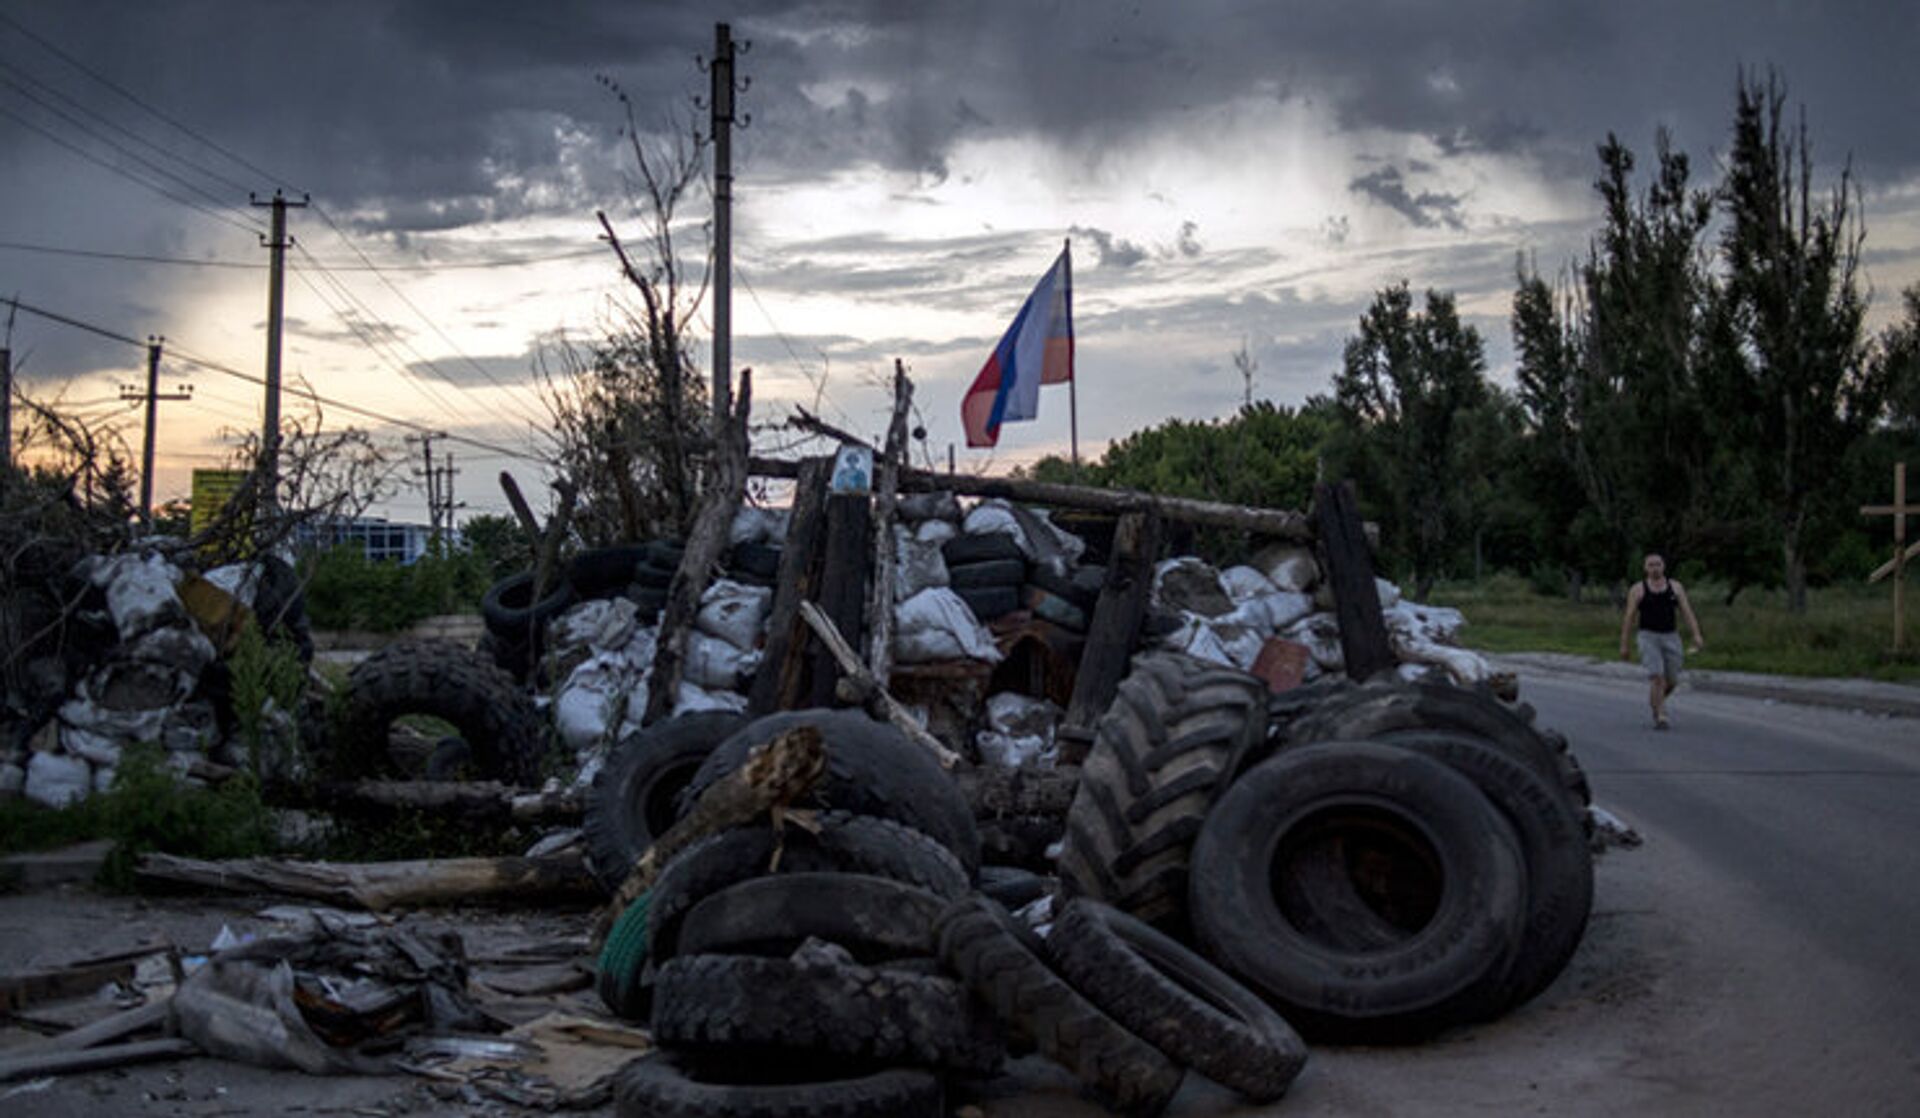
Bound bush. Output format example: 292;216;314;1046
302;544;490;632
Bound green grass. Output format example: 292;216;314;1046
1429;574;1920;683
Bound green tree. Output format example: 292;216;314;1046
1331;282;1490;599
1719;71;1884;610
459;512;533;581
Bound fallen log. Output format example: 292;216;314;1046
749;456;1316;540
135;853;600;911
0;1037;199;1083
29;998;171;1054
298;780;585;826
954;763;1081;818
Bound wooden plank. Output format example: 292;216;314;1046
1315;480;1395;681
749;456;1316;540
748;456;831;715
866;361;914;683
33;999;170;1053
135;853;599;911
807;491;872;708
0;1037;197;1082
0;958;139;1014
1059;511;1162;764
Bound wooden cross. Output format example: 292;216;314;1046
1862;461;1915;652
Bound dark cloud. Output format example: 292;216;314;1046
407;352;540;387
1175;221;1202;258
1071;225;1148;269
1348;166;1467;231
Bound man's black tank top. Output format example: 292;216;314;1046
1639;580;1678;633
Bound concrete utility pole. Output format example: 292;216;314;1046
0;347;11;471
121;336;192;527
709;22;746;425
251;189;308;511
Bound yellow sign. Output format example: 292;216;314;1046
190;469;248;536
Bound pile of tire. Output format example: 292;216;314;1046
1057;652;1594;1045
605;709;991;1116
478;540;684;681
941;533;1027;625
318;639;550;784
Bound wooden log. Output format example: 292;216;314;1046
749;456;831;715
799;601;960;768
0;1037;199;1083
750;456;1316;540
866;361;914;683
593;724;827;948
807;491;872;708
1059;511;1162;764
300;780;585;826
1315;480;1395;681
31;998;171;1053
643;370;754;724
135;853;600;911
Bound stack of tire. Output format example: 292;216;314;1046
478;540;684;681
1057;652;1594;1045
323;639;549;783
605;709;993;1115
1023;562;1103;635
941;533;1027;625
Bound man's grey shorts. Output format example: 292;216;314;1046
1637;630;1684;684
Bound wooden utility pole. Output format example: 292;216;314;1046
122;336;192;527
708;22;744;424
1863;461;1915;652
0;347;11;471
250;189;308;512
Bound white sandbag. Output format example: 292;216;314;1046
61;693;170;745
1375;577;1402;609
1283;612;1346;673
93;553;184;640
24;751;92;808
1384;601;1467;644
895;527;951;602
554;654;631;753
1153;558;1234;618
914;519;958;545
696;580;773;651
614;625;659;673
1252;545;1319;593
126;625;218;678
684;630;759;690
1218;565;1276;602
547;599;628;658
976;732;1053;769
961;501;1024;541
1230;589;1315;635
1207;620;1267;672
1158;613;1237;669
203;564;260;609
893;588;1002;664
674;681;749;716
60;723;123;767
730;505;789;547
984;692;1060;740
93;765;119;793
1391;633;1491;685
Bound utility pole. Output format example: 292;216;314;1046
121;336;192;527
709;22;746;425
0;347;11;471
438;449;461;546
408;431;452;543
251;188;308;512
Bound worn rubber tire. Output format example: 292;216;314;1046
978;865;1051;910
481;571;575;644
568;545;652;601
937;894;1183;1117
1056;652;1270;930
955;584;1022;622
1363;728;1594;1014
584;712;748;893
674;872;946;961
948;557;1027;589
1022;585;1089;631
1051;899;1307;1102
614;1049;942;1118
596;891;654;1020
1028;563;1102;610
1287;677;1588;810
475;629;532;682
728;540;782;580
652;953;1003;1075
942;532;1024;565
680;709;980;874
649;811;970;962
1188;741;1527;1043
625;583;668;622
333;640;548;783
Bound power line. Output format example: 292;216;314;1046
2;295;547;462
0;9;295;192
0;239;608;272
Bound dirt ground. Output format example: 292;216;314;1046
0;835;1797;1118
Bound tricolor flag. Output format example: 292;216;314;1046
962;243;1074;448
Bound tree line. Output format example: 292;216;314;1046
1028;72;1920;610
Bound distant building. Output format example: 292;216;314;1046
295;516;438;564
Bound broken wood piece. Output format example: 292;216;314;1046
954;764;1082;818
0;947;160;1013
134;853;600;911
592;723;828;949
807;492;872;707
0;1037;199;1083
749;456;832;715
1060;511;1162;764
865;360;914;684
799;599;960;768
27;998;171;1054
300;780;585;826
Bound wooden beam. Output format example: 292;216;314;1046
1059;511;1161;764
0;1038;198;1083
1315;480;1396;682
749;457;832;714
749;456;1315;540
798;600;960;768
808;492;872;708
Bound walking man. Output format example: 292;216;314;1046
1619;553;1705;729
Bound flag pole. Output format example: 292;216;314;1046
1065;237;1079;472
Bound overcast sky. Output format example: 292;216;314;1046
3;1;1918;521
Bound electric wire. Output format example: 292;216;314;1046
0;239;606;271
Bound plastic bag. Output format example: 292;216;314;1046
684;630;760;690
696;580;773;651
895;527;951;601
893;588;1002;663
1219;565;1277;602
